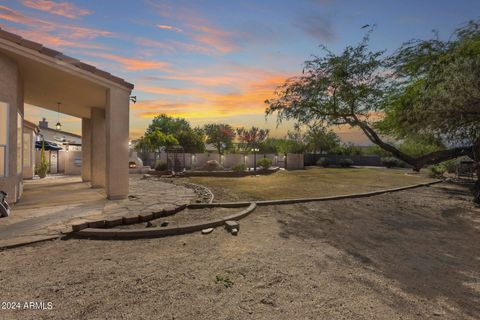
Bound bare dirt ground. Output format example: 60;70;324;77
0;182;479;320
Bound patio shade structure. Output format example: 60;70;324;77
0;27;134;202
34;141;62;151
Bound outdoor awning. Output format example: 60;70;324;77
35;140;62;151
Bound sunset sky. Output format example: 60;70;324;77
0;0;478;144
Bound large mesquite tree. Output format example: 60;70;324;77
380;20;480;174
265;26;476;172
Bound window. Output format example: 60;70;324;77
0;102;7;177
17;113;22;175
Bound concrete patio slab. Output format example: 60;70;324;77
0;174;196;248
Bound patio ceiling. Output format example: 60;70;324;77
0;28;133;119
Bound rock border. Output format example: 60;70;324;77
73;202;256;239
71;180;441;240
187;180;443;208
182;182;215;204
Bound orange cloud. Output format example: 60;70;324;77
133;72;290;119
1;25;106;49
21;0;91;19
84;52;170;71
0;4;110;48
157;24;182;32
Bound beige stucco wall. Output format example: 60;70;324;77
105;87;130;199
286;153;304;170
81;118;91;181
64;150;82;175
22;126;35;179
0;52;23;203
91;107;106;188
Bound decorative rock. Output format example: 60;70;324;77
201;227;214;234
145;221;154;228
231;228;238;236
225;220;239;231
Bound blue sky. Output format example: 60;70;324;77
1;0;478;144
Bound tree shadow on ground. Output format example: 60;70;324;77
277;183;480;317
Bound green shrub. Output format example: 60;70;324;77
381;157;401;168
155;160;168;171
316;157;330;167
257;157;272;170
37;141;49;179
441;159;457;174
339;158;354;167
428;164;447;178
232;163;247;172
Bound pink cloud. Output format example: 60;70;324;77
188;24;236;53
84;52;170;71
157;24;182;32
0;4;110;48
21;0;92;19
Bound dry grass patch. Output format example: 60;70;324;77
187;167;435;201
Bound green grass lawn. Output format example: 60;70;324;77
187;167;435;202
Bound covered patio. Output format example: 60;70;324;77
0;175;106;248
0;28;133;202
0;174;196;249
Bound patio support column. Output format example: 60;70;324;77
105;87;130;200
90;108;106;188
81;118;92;182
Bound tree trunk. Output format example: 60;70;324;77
355;120;474;170
473;138;480;204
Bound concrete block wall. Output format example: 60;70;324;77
151;152;303;170
286;153;304;170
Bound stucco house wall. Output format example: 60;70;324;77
0;53;24;203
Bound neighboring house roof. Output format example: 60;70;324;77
39;126;82;139
0;27;134;90
23;119;39;134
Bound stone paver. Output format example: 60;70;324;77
0;174;196;248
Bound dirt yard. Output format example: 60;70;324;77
185;167;435;201
0;182;479;319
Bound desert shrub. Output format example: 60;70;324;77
257;157;272;170
203;160;223;171
339;158;354;167
428;164;447;178
441;159;457;174
232;163;247;172
155;160;168;171
316;157;330;167
381;157;401;168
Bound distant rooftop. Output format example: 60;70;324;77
38;118;82;138
0;27;134;90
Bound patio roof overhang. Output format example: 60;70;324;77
0;28;134;119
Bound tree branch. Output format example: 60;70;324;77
353;119;474;170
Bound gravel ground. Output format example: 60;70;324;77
0;182;479;319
